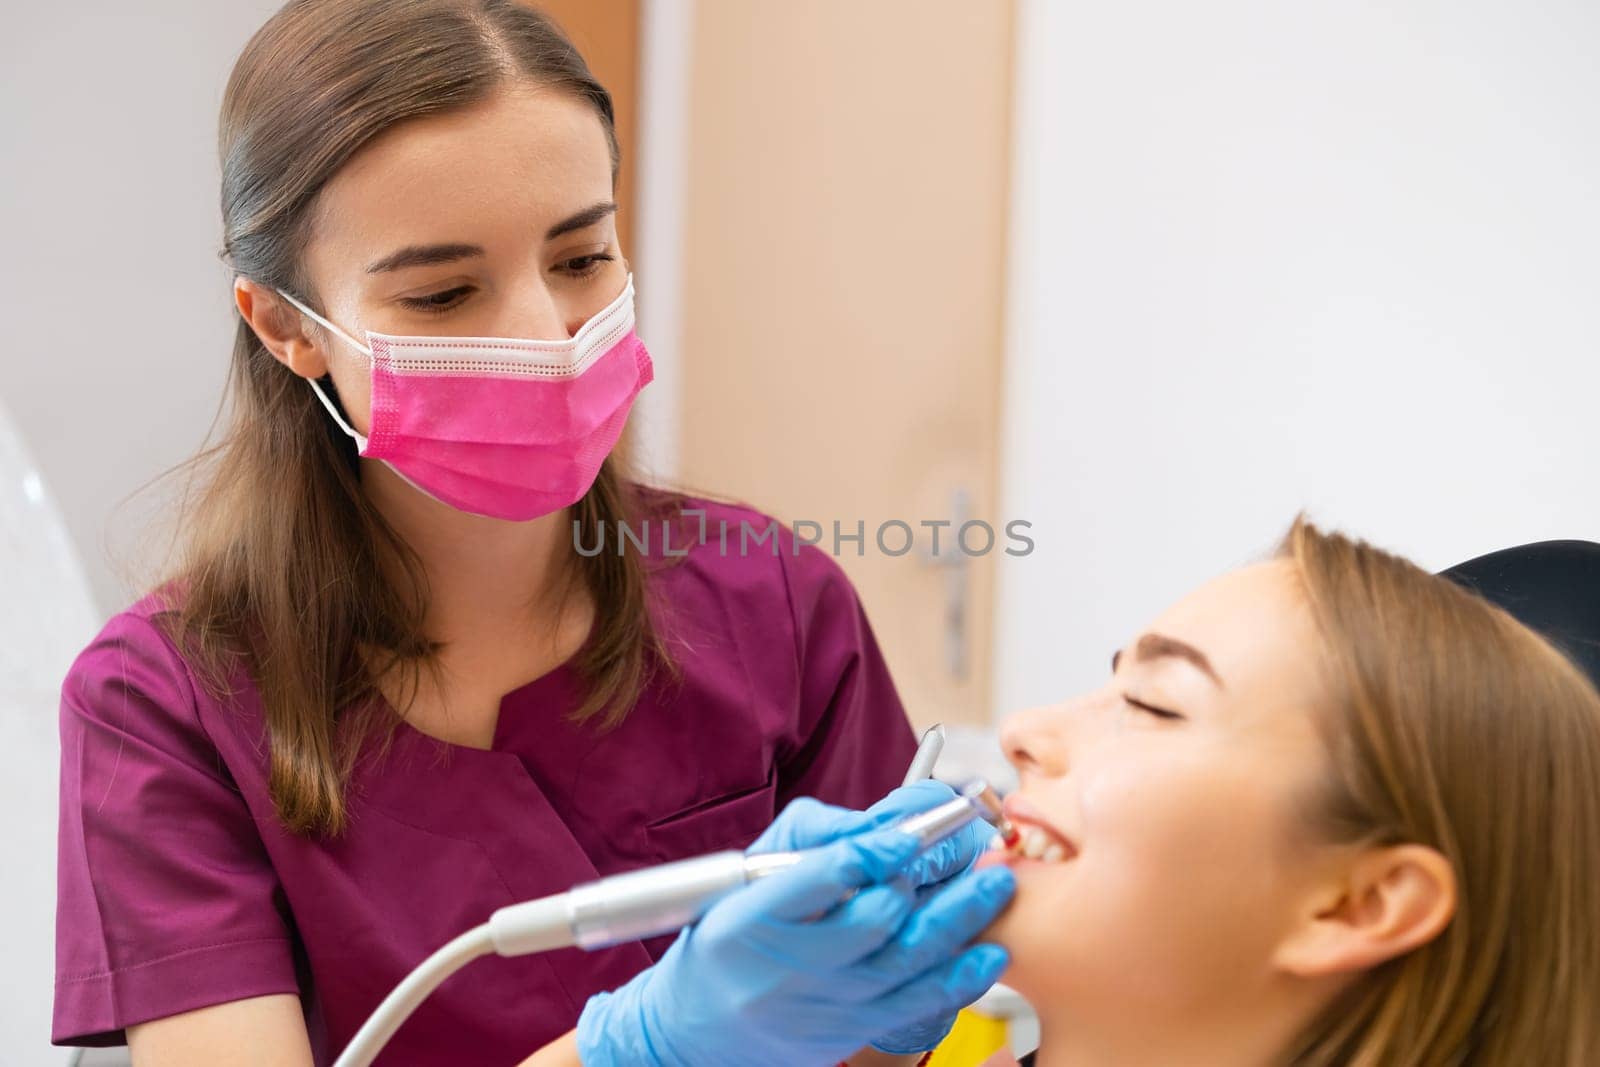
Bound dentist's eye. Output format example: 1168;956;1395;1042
397;286;473;314
1122;694;1185;721
556;252;616;278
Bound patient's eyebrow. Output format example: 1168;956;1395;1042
1111;633;1225;688
364;242;485;274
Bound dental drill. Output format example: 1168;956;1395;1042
332;780;1009;1067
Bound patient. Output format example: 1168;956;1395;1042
980;519;1600;1065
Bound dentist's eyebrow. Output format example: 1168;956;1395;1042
1111;633;1225;688
546;200;617;240
364;242;485;274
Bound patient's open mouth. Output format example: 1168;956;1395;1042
996;794;1078;864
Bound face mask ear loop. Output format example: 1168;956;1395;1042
273;288;371;451
304;377;368;452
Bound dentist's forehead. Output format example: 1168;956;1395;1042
307;86;614;263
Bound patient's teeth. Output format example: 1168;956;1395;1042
1023;827;1049;859
1042;843;1067;864
988;834;1008;852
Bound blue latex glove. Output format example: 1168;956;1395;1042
575;811;1015;1066
749;780;998;895
748;782;1001;1055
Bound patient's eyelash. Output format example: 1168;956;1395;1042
1123;694;1185;721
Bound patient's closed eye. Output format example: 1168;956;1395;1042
1123;694;1185;721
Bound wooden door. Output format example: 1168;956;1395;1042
534;0;639;257
675;1;1016;729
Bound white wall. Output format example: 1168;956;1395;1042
2;0;284;616
0;401;99;1061
994;0;1600;714
629;0;696;484
3;5;278;1057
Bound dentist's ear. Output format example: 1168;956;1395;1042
234;277;331;380
1273;844;1457;977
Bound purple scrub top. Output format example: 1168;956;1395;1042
53;497;916;1064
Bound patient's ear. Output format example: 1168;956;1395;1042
1273;845;1456;977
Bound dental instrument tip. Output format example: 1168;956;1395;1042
962;778;1018;846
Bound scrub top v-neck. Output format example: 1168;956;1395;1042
53;496;917;1064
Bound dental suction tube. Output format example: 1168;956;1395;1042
332;780;1002;1067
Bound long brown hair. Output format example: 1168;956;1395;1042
163;0;677;837
1281;519;1600;1065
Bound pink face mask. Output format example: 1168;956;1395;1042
276;275;652;522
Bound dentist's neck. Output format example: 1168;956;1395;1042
364;462;582;643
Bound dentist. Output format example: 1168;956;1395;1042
51;1;1012;1064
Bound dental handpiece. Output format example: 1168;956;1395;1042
486;778;1006;955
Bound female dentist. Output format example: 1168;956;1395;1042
49;1;1014;1064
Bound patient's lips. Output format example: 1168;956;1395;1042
998;794;1078;864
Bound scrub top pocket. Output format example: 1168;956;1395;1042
640;764;778;859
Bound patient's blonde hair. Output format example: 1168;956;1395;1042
1281;519;1600;1066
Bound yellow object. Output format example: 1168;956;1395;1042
926;1007;1010;1067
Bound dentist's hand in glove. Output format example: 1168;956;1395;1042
575;783;1014;1066
743;780;1001;1057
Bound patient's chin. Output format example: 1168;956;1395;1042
978;898;1053;983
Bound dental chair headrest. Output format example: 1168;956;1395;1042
1440;539;1600;689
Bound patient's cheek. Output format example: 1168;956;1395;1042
991;769;1294;998
1087;746;1279;867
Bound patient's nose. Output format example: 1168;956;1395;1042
1000;703;1070;778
